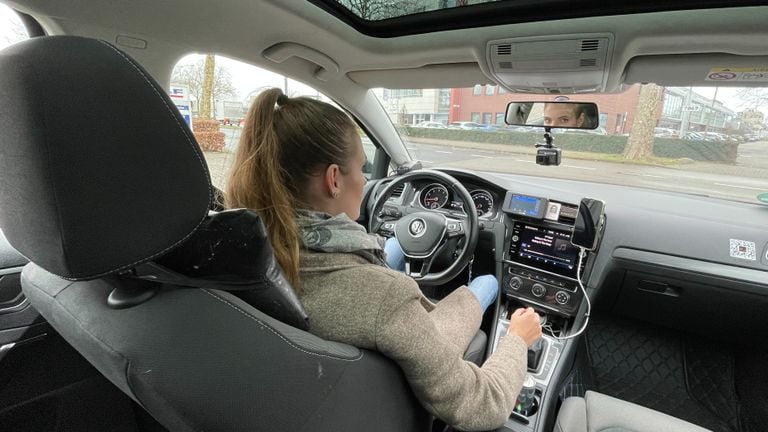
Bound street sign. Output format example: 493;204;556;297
169;83;192;127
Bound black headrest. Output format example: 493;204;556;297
0;36;212;279
139;209;309;330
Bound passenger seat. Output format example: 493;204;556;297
555;391;711;432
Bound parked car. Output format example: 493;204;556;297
654;127;678;138
449;121;484;130
1;2;767;432
414;121;447;129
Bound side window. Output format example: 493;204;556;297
0;5;29;50
170;54;380;190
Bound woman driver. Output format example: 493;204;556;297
226;88;541;431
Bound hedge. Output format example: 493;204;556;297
398;126;738;163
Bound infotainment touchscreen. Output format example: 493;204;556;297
509;222;579;278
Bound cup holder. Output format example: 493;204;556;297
510;392;541;424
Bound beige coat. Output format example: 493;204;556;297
299;251;528;431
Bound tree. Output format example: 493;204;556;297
338;0;424;20
171;56;237;117
734;88;768;109
199;54;215;119
624;83;663;160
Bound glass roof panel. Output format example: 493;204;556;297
332;0;501;21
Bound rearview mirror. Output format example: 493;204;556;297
571;198;605;250
505;101;599;130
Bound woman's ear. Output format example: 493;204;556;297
324;163;341;198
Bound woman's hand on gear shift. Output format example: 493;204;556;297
508;307;542;347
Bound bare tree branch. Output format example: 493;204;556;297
171;57;238;114
336;0;427;20
734;88;768;109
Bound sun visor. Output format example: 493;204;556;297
624;54;768;87
486;34;614;94
347;63;488;89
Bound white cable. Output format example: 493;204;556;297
546;246;591;341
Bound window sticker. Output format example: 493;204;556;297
729;239;757;260
706;67;768;82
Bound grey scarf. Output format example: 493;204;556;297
296;209;386;266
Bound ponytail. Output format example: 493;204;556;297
225;88;356;292
226;88;301;289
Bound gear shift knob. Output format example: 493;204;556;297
527;338;544;370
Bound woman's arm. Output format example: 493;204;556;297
426;286;483;353
375;276;527;431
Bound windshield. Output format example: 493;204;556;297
374;85;768;204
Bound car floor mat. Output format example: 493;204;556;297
584;316;748;432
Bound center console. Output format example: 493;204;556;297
491;192;598;431
503;221;585;317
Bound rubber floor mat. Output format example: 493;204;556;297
585;317;746;432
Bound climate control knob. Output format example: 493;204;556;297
507;276;523;291
531;283;546;298
555;291;570;305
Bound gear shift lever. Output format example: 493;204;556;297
527;338;544;371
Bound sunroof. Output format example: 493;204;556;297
312;0;768;38
332;0;501;21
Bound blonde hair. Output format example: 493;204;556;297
225;88;356;290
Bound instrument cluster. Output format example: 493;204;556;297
418;183;496;218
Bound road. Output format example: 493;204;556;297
207;128;768;203
404;140;768;202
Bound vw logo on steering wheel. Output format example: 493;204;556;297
409;218;427;237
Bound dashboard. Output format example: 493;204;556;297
383;170;588;316
375;167;768;342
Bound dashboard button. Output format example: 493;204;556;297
555;291;570;304
507;276;523;291
531;283;546;298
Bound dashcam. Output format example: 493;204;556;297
536;147;561;166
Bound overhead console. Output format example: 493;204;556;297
486;33;614;94
500;192;589;317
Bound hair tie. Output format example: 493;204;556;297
276;94;289;106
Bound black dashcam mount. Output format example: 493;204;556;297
535;127;561;166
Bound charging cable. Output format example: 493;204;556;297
545;246;591;341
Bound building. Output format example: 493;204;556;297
657;87;738;133
379;88;451;125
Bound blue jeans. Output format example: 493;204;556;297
384;237;498;312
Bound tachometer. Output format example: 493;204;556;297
471;190;494;217
420;184;449;210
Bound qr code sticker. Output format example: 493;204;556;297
729;239;756;260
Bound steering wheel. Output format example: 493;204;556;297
368;169;479;286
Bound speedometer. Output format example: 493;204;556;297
471;190;494;217
420;184;449;210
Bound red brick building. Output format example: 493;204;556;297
449;85;643;135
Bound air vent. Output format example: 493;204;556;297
496;44;512;55
390;183;405;198
499;61;513;69
580;58;597;67
580;39;600;51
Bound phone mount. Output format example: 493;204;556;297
535;127;561;166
